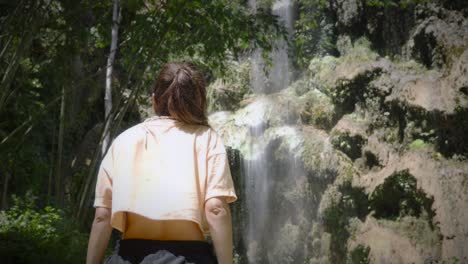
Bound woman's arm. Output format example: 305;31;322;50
86;207;113;264
205;197;233;264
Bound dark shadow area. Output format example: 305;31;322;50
369;169;435;229
331;133;366;161
322;181;370;264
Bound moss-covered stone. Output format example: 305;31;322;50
388;101;468;158
226;147;248;262
331;132;366;161
207;60;251;112
321;180;370;264
203;2;468;263
369;170;435;224
299;89;336;130
300;126;335;175
308;55;339;91
408;138;431;150
347;244;371;264
289;78;314;97
377;216;441;250
409;5;468;69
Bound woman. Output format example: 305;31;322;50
86;62;237;264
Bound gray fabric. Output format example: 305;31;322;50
103;239;217;264
105;249;195;264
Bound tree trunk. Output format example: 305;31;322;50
48;120;57;202
77;0;120;221
102;0;120;154
0;32;34;112
0;1;40;113
55;86;66;207
1;172;10;209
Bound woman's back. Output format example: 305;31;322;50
124;216;204;241
87;62;236;264
95;116;236;236
119;118;208;241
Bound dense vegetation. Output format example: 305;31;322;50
2;0;467;262
0;0;283;261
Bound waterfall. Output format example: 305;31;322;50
243;0;297;262
249;0;294;94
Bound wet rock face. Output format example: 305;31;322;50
329;0;468;61
410;3;468;69
207;1;467;263
335;0;363;28
226;147;247;260
330;0;416;55
211;106;352;263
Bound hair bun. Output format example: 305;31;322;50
152;62;208;126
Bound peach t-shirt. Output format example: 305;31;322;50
93;116;237;235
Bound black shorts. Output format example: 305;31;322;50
105;239;218;264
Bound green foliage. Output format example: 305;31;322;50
331;133;366;161
233;252;242;264
292;0;427;67
297;87;336;130
409;139;430;149
340;38;377;63
293;0;337;68
0;192;88;263
0;0;284;222
322;181;369;264
365;0;427;9
348;244;371;264
369;170;435;225
207;60;252;112
0;0;113;209
256;0;276;9
119;0;285;78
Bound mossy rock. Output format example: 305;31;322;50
377;216;441;250
207;60;251;113
331;132;366;161
321;180;370;264
347;244;371;264
308;55;339;91
369;170;435;224
299;89;336;130
409;139;432;150
340;38;379;65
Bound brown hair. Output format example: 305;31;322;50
152;62;208;126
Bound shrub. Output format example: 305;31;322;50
369;170;435;224
322;181;369;264
0;192;88;264
348;244;371;264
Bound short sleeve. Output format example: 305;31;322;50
205;130;237;203
93;143;114;208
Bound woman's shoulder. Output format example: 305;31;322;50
194;125;222;141
111;123;146;147
180;122;218;138
110;121;222;147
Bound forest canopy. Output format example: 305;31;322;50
0;0;283;261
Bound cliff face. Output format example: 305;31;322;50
208;1;468;263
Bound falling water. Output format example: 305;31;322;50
244;0;296;263
249;0;294;94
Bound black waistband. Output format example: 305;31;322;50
118;239;213;255
116;239;216;263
